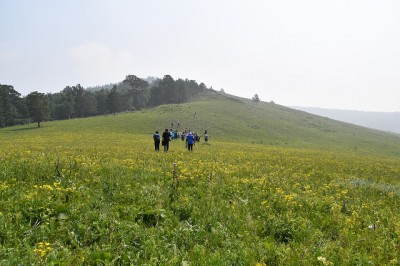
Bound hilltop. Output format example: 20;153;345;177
3;92;400;157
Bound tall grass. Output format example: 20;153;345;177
1;126;400;264
1;96;400;264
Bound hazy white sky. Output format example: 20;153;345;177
1;0;399;112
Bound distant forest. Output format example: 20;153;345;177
0;75;213;128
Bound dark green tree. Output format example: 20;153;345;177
95;89;108;115
199;82;207;91
50;92;67;120
45;93;56;121
123;75;149;110
83;90;97;116
26;91;48;127
158;75;176;104
175;79;188;103
74;84;86;117
61;86;76;119
149;85;163;106
0;84;22;127
107;85;120;115
118;82;134;111
252;94;260;103
186;79;200;100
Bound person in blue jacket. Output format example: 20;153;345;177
186;131;195;151
153;131;160;151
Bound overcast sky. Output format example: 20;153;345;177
1;0;399;112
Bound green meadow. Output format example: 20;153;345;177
1;94;400;265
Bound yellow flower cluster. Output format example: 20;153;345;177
33;183;76;193
317;256;334;266
0;182;10;190
33;242;52;258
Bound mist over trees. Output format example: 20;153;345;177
0;75;211;128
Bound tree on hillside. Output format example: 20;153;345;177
74;84;86;118
26;91;48;128
51;84;98;119
186;79;201;100
95;89;108;115
83;90;97;116
123;75;149;110
149;85;163;106
252;94;260;103
107;85;120;115
1;75;213;126
175;79;188;103
0;84;22;127
117;82;141;112
48;92;63;120
61;86;76;119
158;75;176;104
148;75;175;106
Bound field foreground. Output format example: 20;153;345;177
1;129;400;265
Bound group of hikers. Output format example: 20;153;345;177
153;128;209;152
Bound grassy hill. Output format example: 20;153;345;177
292;106;400;134
3;92;400;157
1;92;400;264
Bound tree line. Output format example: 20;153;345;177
0;75;210;128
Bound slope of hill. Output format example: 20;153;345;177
2;92;400;157
2;93;400;264
292;106;400;134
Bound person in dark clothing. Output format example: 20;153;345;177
153;131;160;151
204;130;208;143
186;132;194;151
162;129;171;152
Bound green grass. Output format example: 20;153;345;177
3;93;400;156
1;94;400;265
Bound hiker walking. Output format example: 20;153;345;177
186;131;195;151
162;129;171;152
153;131;161;151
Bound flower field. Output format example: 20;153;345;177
1;129;400;265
